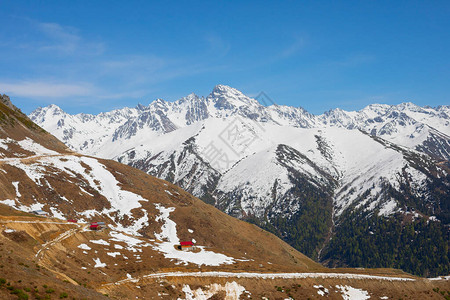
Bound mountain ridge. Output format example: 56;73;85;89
5;93;450;298
29;85;450;160
29;86;450;276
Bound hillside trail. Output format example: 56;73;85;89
1;217;87;284
35;222;88;261
0;153;80;165
100;270;418;290
33;221;88;285
0;220;80;225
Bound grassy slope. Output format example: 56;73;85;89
0;95;448;298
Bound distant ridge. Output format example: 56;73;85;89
30;86;450;276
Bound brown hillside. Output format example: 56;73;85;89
0;94;448;299
0;94;70;156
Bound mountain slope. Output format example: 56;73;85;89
1;94;449;298
1;96;320;273
29;87;450;277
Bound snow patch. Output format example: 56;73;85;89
0;199;16;207
153;203;235;266
428;275;450;281
378;199;398;217
91;239;110;246
12;182;21;198
50;207;65;219
109;231;150;253
17;138;59;156
93;258;106;268
178;281;246;300
336;285;370;300
78;244;91;250
314;285;329;296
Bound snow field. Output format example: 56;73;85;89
152;204;236;266
2;154;150;233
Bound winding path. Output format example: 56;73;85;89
103;271;417;288
34;222;88;260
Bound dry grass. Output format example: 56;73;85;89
0;101;447;299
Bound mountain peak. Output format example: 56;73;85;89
46;104;67;116
323;107;346;116
187;92;198;98
395;102;422;112
212;84;237;92
30;104;65;117
178;92;200;103
149;98;169;110
209;84;261;109
47;103;63;110
210;84;247;99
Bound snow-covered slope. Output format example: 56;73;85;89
29;86;450;276
30;86;450;161
29;85;450;216
0;95;322;275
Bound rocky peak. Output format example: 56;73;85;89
395;102;422;112
174;92;203;107
48;104;65;113
149;98;169;112
29;105;66;124
211;84;241;96
208;84;260;109
135;103;147;111
184;92;200;101
0;94;16;110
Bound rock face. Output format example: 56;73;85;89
1;94;15;110
30;85;450;276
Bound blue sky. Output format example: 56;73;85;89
1;1;449;115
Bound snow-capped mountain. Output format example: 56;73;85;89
5;94;356;299
30;85;450;160
29;86;450;276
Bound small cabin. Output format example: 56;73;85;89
89;222;106;230
67;219;77;223
179;241;194;251
31;210;48;216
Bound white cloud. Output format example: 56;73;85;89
1;20;223;105
35;21;104;55
0;81;96;98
